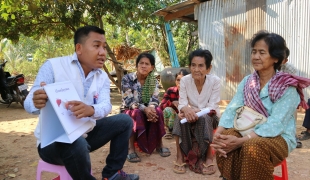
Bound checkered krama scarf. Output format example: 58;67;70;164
141;70;156;104
244;71;310;117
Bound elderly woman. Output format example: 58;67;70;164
121;53;170;163
172;49;221;175
160;69;189;139
212;31;310;180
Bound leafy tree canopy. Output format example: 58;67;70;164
1;0;198;87
0;0;180;41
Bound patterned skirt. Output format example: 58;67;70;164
172;114;219;174
123;107;166;154
216;128;288;180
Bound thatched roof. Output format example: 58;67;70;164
114;44;141;61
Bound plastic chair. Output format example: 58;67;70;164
273;159;288;180
36;159;72;180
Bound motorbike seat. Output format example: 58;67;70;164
7;74;23;79
6;74;24;86
15;74;24;78
6;78;15;86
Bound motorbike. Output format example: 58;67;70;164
0;60;29;107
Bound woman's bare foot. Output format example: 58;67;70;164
173;153;186;173
127;135;140;162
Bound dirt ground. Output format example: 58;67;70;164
0;87;310;180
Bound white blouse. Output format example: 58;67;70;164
178;74;221;117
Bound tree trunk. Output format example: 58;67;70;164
105;43;124;93
186;32;192;53
97;18;123;93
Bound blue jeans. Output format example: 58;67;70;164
38;114;133;180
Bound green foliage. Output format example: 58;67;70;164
0;0;198;80
0;0;168;39
2;36;73;81
0;38;8;60
173;22;199;67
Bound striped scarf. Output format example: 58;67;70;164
142;70;156;104
244;71;310;117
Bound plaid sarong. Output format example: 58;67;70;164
123;107;166;154
244;71;310;116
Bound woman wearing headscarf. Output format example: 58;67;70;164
212;30;310;180
121;53;170;163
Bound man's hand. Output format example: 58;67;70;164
33;82;48;109
181;106;198;123
144;106;158;122
66;101;94;119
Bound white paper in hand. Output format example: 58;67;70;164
180;108;211;124
40;81;93;148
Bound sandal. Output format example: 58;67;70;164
164;133;173;139
127;152;141;163
202;163;216;175
156;147;171;157
173;161;186;174
296;141;302;148
296;136;302;148
299;131;310;141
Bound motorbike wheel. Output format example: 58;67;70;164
0;93;12;104
0;99;9;104
20;100;25;107
20;90;29;107
21;89;29;97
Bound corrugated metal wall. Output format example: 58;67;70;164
196;0;310;100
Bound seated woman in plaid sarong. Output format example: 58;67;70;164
172;49;221;175
212;31;310;180
121;53;170;163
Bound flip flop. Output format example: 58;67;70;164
296;141;302;148
156;147;171;157
127;152;141;163
173;161;186;174
299;131;310;141
202;163;216;175
295;136;302;148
